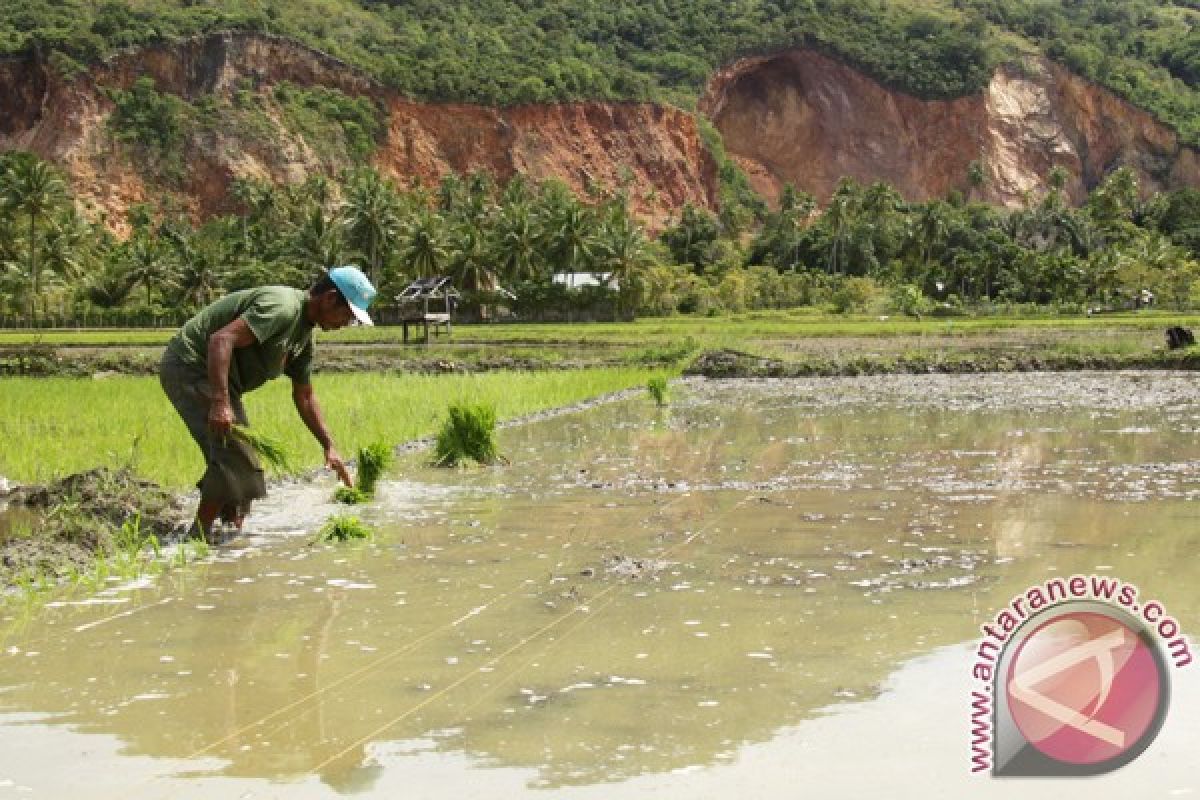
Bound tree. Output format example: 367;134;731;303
289;204;346;273
400;211;449;279
342;167;402;283
163;220;230;309
123;233;173;307
0;155;68;316
448;223;497;292
544;202;596;274
492;203;541;284
595;215;655;314
660;203;719;272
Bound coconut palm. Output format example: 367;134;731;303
492;203;541;284
124;233;174;307
545;203;596;275
342;168;402;284
595;217;655;314
400;211;450;279
448;224;497;292
162;221;229;309
289;204;346;274
0;155;68;316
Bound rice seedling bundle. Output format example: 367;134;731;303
433;403;500;467
230;425;293;474
647;376;669;407
318;514;373;542
333;441;394;504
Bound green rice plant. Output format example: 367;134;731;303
334;441;393;504
433;403;501;467
317;515;373;542
230;424;293;474
647;376;669;407
334;485;370;504
0;368;658;488
357;442;393;494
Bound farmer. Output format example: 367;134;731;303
159;267;377;541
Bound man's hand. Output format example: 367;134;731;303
208;396;236;438
325;446;353;488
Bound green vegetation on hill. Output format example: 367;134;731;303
1;1;1197;143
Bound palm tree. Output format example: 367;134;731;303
124;234;173;307
0;156;68;317
400;211;449;279
545;203;595;275
912;201;951;267
448;224;497;292
342;168;402;284
595;217;655;314
289;204;346;274
492;203;541;284
163;222;229;309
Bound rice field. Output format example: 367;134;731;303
4;309;1200;349
0;368;660;489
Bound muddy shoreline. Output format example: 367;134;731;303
685;347;1200;378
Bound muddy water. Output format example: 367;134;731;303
0;372;1198;798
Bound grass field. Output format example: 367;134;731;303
0;368;662;489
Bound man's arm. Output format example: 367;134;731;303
292;380;353;487
206;318;257;437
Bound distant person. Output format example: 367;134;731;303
159;267;377;541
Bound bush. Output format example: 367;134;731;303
829;276;880;314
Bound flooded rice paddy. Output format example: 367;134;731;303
1;372;1199;798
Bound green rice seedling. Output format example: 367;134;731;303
433;403;501;467
230;425;293;474
333;441;393;504
357;442;393;494
334;485;369;504
647;376;669;407
317;515;373;542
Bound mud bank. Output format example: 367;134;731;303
0;344;647;378
686;346;1200;378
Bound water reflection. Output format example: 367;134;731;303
0;373;1198;796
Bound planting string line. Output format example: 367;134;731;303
308;586;630;776
167;525;589;765
179;596;506;762
232;516;598;748
445;491;754;725
307;489;753;775
137;482;724;794
73;596;175;633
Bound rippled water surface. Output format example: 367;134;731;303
1;372;1197;799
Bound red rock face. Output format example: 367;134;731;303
701;50;1199;208
0;33;717;233
0;33;1195;233
376;100;718;230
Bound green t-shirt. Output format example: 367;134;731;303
166;286;315;393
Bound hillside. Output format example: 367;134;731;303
3;0;1199;145
1;4;1199;326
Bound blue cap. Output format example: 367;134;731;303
328;266;376;326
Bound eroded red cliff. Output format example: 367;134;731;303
0;32;718;234
700;50;1199;207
